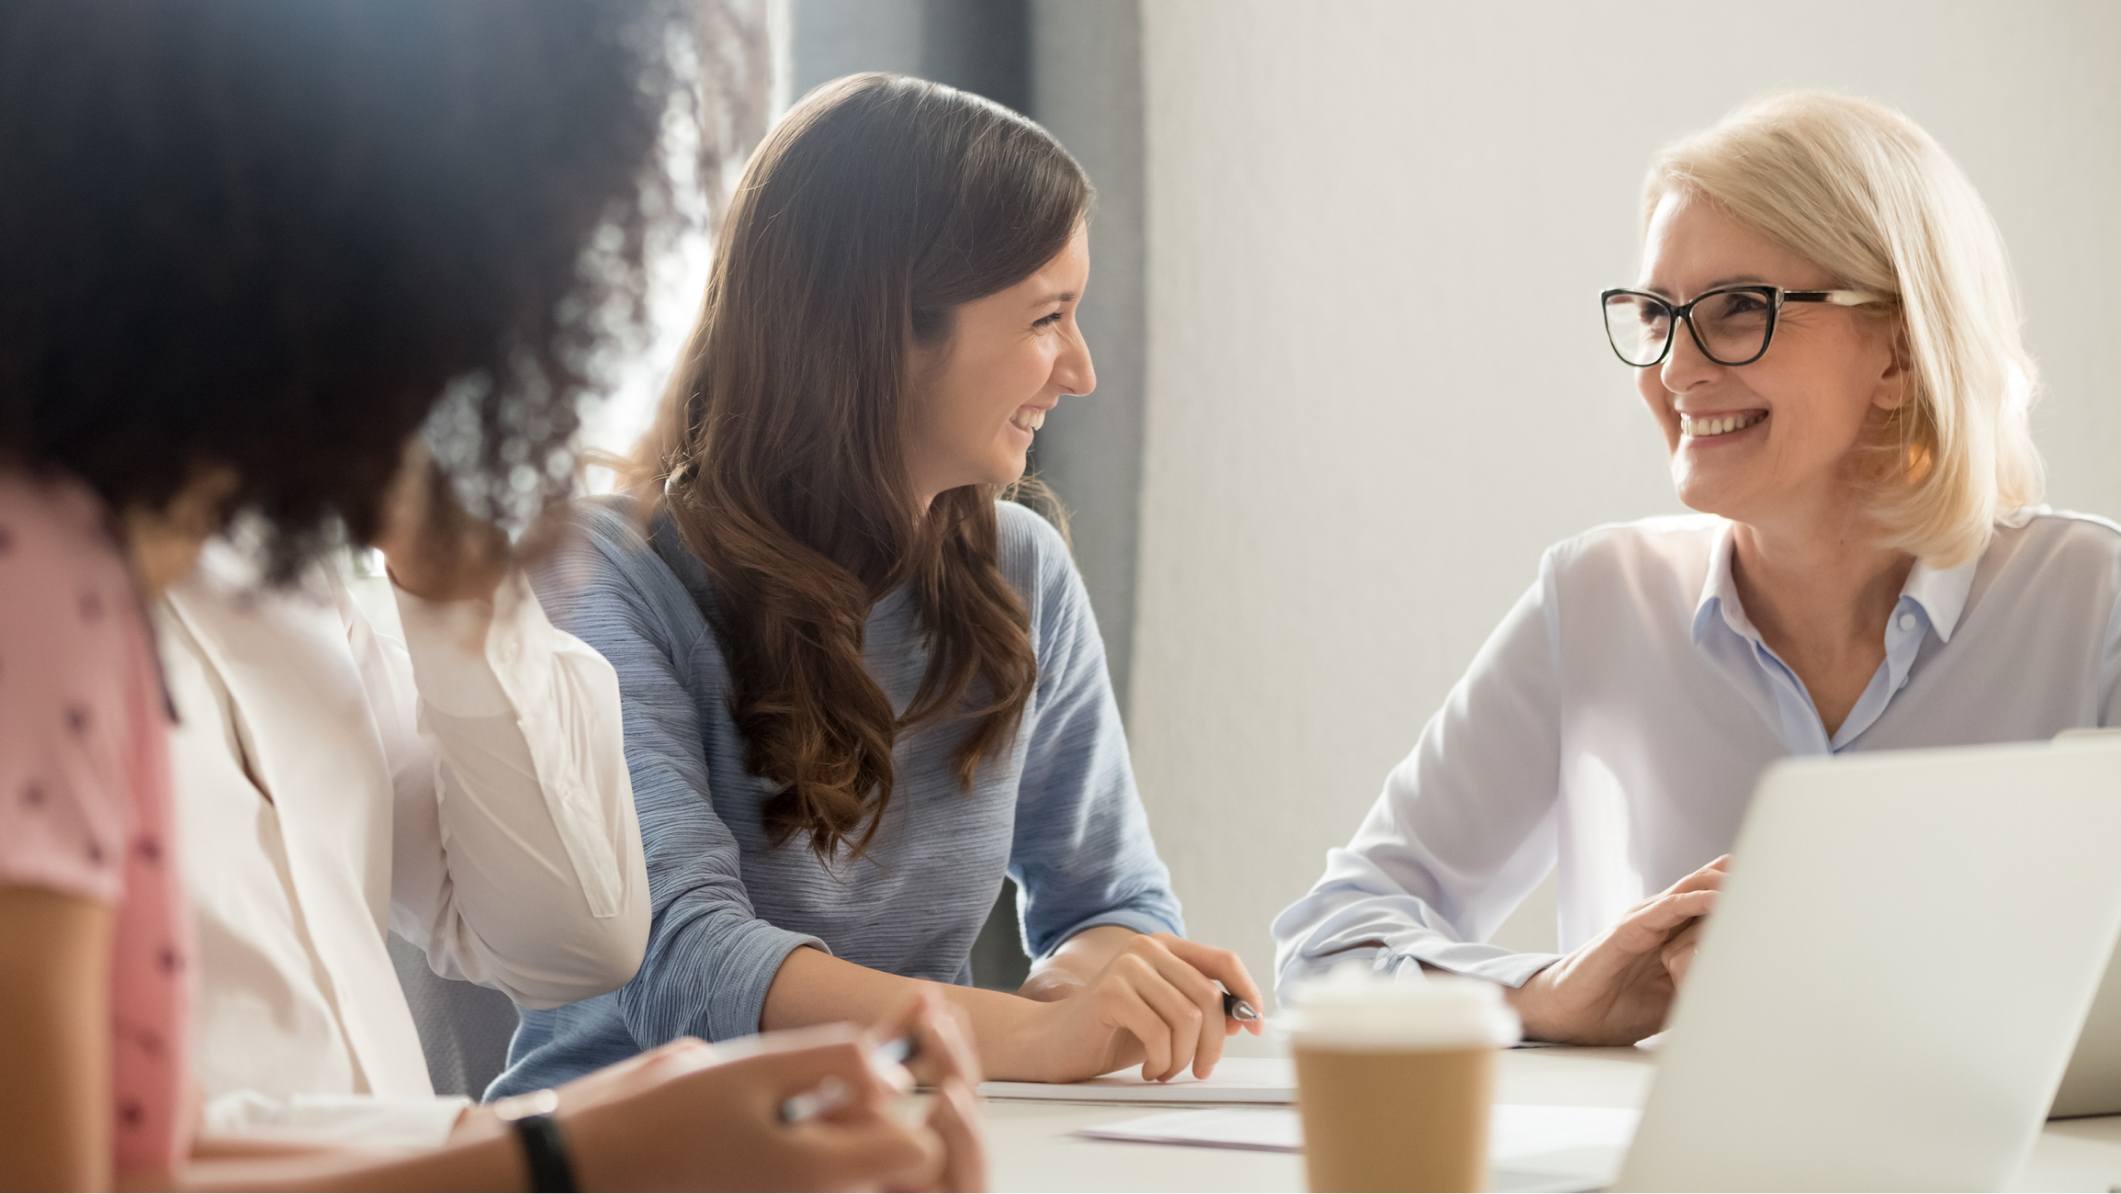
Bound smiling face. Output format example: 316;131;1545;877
903;224;1096;504
1634;191;1905;534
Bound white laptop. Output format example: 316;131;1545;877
1601;739;2121;1190
2046;729;2121;1120
1081;740;2121;1191
2053;946;2121;1119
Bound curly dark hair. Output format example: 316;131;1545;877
0;0;758;577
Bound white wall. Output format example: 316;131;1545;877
1129;0;2121;1008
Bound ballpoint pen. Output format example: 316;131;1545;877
777;1035;921;1125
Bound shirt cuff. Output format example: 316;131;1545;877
202;1090;472;1151
1375;937;1563;990
392;569;554;720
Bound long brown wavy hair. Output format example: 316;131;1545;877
634;73;1092;860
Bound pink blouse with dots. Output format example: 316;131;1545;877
0;470;191;1175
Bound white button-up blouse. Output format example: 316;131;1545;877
162;545;647;1148
1274;510;2121;996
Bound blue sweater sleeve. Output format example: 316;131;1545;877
1002;506;1185;958
530;506;826;1044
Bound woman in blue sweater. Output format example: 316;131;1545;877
493;72;1263;1094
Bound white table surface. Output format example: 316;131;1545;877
983;1047;2121;1192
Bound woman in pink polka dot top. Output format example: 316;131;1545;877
0;471;197;1180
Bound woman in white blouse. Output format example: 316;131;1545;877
1274;92;2121;1045
163;463;649;1147
165;458;986;1189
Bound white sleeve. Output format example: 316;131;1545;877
1271;549;1567;999
357;567;649;1008
203;1089;470;1152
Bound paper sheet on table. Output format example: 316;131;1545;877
978;1040;1560;1103
1076;1104;1640;1160
978;1056;1296;1103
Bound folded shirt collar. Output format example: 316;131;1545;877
1691;519;1978;648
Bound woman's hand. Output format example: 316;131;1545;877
1510;856;1726;1046
554;1008;960;1192
1659;917;1705;989
1017;931;1267;1084
882;991;987;1193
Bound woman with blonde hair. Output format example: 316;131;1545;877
1275;92;2120;1045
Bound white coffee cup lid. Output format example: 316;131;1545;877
1277;961;1521;1050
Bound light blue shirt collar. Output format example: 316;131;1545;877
1689;519;1983;752
1900;552;1976;644
1690;520;1979;649
1691;523;1749;647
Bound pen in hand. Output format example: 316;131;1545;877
776;1035;920;1125
1223;990;1262;1023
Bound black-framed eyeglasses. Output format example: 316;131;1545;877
1600;284;1889;368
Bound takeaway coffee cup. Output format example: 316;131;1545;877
1281;968;1521;1191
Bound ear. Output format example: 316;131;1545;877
1871;322;1915;412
